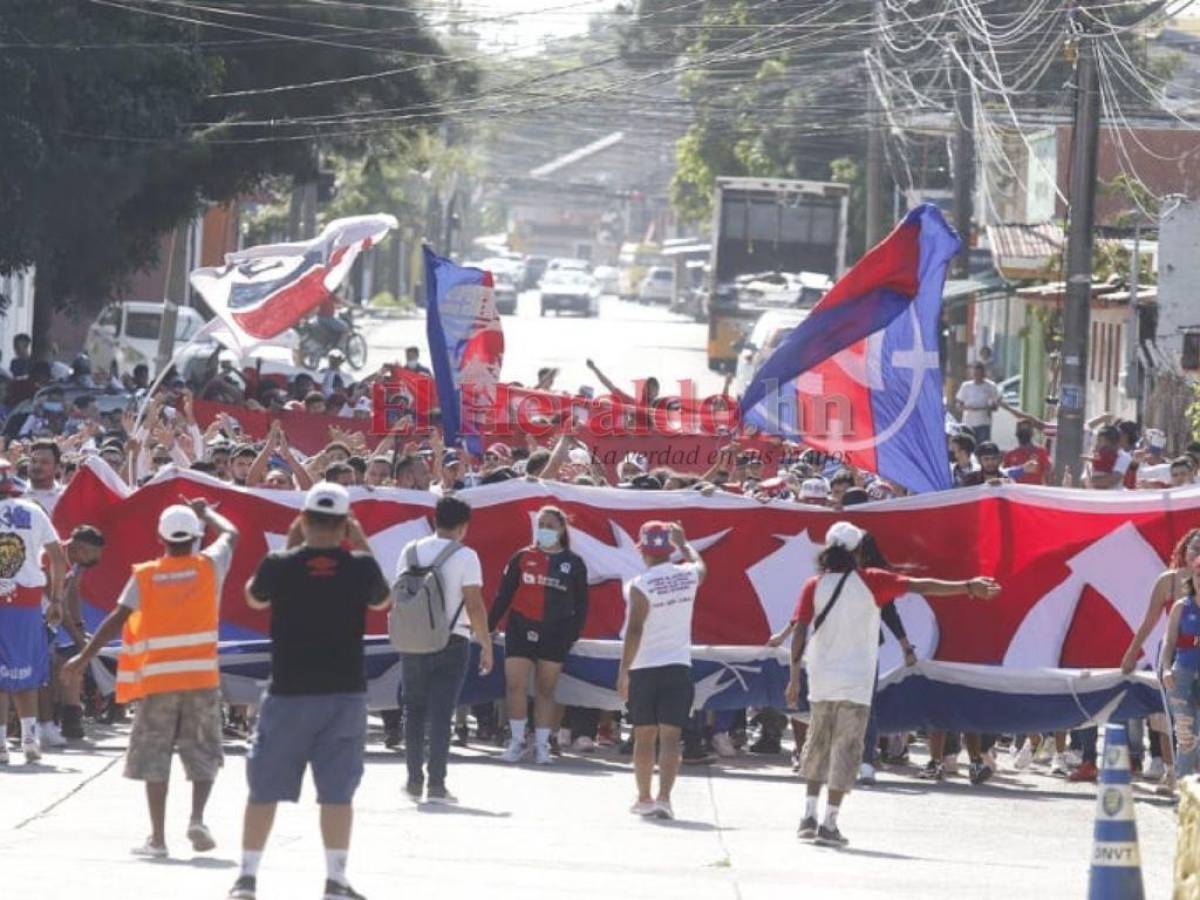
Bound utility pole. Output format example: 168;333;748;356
155;222;190;377
1054;19;1101;482
864;1;889;247
948;39;975;394
1125;219;1142;418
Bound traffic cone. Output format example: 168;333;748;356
1087;723;1145;900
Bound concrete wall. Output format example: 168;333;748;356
1159;198;1200;365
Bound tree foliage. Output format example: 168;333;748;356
0;0;468;351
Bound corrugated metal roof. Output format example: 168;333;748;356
986;222;1065;274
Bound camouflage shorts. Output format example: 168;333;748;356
125;688;223;783
798;700;870;794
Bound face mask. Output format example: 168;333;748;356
536;527;560;550
406;360;419;370
41;401;63;413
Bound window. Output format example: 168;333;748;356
748;200;779;242
124;311;161;340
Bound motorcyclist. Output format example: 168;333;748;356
314;291;351;350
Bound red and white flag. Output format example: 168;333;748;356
191;214;397;344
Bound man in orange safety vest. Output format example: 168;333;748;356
65;497;238;859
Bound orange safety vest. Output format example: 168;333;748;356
115;553;220;703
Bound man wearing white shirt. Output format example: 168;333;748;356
395;496;493;804
955;363;1001;442
319;350;355;395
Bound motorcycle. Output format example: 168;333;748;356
295;308;368;371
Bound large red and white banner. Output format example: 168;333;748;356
56;458;1193;670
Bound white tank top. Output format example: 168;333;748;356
626;562;701;670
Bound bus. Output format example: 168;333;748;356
617;241;663;300
706;177;849;372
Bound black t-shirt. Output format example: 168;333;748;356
249;546;389;696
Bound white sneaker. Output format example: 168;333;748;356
38;722;66;750
22;738;41;764
534;743;552;765
1064;749;1082;768
1144;758;1166;781
572;735;596;753
857;762;877;785
629;799;657;817
131;839;168;859
557;728;572;748
1013;741;1034;770
712;732;737;758
1051;753;1071;775
653;799;674;820
499;741;528;763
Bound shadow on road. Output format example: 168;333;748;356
144;857;238;869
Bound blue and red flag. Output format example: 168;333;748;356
740;204;960;493
423;247;505;451
191;214;397;345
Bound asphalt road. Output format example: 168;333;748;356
360;292;728;401
1;725;1178;899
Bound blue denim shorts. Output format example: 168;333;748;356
247;692;367;805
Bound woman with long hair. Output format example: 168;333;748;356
489;506;589;764
1159;539;1200;784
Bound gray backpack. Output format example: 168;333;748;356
388;540;466;654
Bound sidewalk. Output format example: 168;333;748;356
1;727;1179;899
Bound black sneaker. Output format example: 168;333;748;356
797;817;818;840
226;875;256;899
453;725;468;747
403;781;423;802
969;762;994;786
748;737;781;755
383;729;401;751
323;880;366;900
916;760;944;781
815;824;849;847
682;743;714;765
425;784;458;805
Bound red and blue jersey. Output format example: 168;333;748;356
489;548;589;634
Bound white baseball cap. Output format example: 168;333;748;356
800;477;830;500
158;505;204;542
824;521;865;551
568;447;591;465
304;481;351;516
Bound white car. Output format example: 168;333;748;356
732;309;812;397
638;266;674;305
86;301;208;376
539;270;599;317
592;265;620;296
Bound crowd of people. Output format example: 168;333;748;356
0;331;1197;895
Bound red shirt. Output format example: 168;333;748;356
318;297;336;317
1003;445;1051;485
791;567;912;624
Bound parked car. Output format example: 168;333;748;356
86;301;208;376
539;270;599;317
592;265;620;296
638;266;674;305
494;274;519;315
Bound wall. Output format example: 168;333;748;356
1159;197;1200;365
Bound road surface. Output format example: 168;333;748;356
360;292;728;401
1;724;1178;899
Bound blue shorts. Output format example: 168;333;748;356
0;607;50;692
246;692;367;805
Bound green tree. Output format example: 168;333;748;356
0;1;469;356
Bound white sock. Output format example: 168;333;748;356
509;719;526;745
804;796;818;820
20;717;35;743
325;849;349;886
823;804;840;829
535;727;551;748
240;850;262;879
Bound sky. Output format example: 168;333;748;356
440;0;618;55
